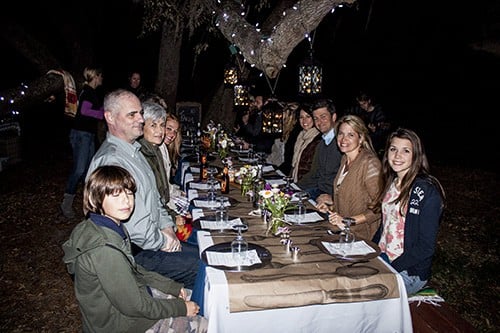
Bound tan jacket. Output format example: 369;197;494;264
333;148;382;240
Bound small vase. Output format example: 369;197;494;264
241;177;253;196
219;148;227;160
267;214;285;236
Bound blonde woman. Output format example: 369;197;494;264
317;114;383;240
60;67;104;218
266;102;300;171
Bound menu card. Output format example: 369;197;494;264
205;249;261;267
321;240;376;256
193;199;231;208
190;182;221;190
284;211;324;223
200;217;243;230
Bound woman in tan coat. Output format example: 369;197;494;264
317;115;382;240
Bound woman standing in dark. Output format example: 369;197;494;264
60;67;104;218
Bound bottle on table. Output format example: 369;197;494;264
200;153;208;181
221;165;230;194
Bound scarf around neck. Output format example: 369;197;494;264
291;127;320;181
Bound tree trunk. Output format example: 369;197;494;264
155;20;183;111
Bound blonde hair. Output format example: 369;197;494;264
335;114;376;154
83;67;102;85
166;113;182;167
282;102;299;142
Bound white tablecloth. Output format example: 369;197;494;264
198;231;413;333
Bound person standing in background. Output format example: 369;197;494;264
60;66;104;218
346;91;390;155
127;71;149;101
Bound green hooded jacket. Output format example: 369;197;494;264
62;218;186;333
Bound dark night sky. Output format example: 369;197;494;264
1;0;499;170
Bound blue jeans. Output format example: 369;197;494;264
65;129;95;194
380;253;427;296
134;242;201;289
400;270;427;295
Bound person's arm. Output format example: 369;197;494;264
94;246;187;319
80;100;104;119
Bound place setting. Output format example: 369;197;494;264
201;223;273;272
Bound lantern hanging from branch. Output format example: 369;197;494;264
298;50;322;95
224;63;238;86
233;84;249;106
261;99;283;135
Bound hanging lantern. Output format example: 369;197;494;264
224;64;238;86
298;50;322;95
233;84;249;106
261;99;283;135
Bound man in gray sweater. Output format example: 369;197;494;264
297;98;342;202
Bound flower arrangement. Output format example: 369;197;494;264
259;184;293;235
202;121;234;158
217;131;234;159
236;164;259;196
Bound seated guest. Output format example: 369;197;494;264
63;165;207;333
374;128;445;295
317;115;383;241
266;102;301;174
290;103;322;182
86;89;200;289
297;98;342;201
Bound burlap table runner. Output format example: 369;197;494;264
192;155;400;313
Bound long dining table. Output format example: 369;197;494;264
180;150;413;333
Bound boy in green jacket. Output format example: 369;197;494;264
63;165;207;332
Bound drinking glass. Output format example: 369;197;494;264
294;191;310;224
206;178;219;209
231;223;249;263
215;196;229;232
339;217;355;256
247;144;255;160
283;176;293;194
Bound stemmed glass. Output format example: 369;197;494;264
255;152;266;165
294;191;310;224
215;196;229;232
283;176;293;194
339;217;355;256
231;223;249;263
206;178;219;209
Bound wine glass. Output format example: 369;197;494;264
339;217;355;256
206;166;218;180
206;178;219;209
283;176;293;194
215;196;229;232
231;223;249;263
294;191;310;224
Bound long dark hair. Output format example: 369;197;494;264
378;128;445;214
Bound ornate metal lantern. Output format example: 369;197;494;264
298;50;322;95
261;99;283;135
233;84;249;106
224;64;238;86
